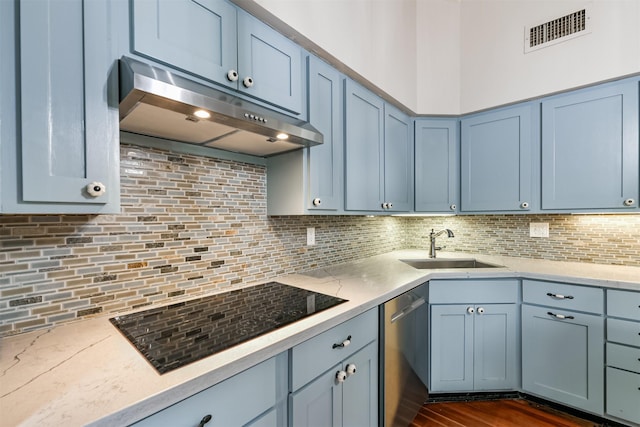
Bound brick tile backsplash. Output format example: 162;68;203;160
1;144;639;336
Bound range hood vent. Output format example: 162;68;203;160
118;56;323;157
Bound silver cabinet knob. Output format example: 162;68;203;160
388;202;393;209
623;198;635;207
477;307;485;314
520;202;530;209
243;76;254;88
312;198;322;206
336;370;347;383
467;306;475;314
227;69;239;82
450;204;457;211
86;182;106;197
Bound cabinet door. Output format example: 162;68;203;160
344;80;385;211
606;367;640;425
307;56;343;212
342;342;378;427
522;304;604;414
461;104;535;212
541;80;639;210
414;119;459;212
11;0;119;213
383;104;413;212
290;363;342;427
237;10;302;114
131;0;238;89
473;304;517;391
430;304;474;392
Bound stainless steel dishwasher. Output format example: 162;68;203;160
380;283;429;427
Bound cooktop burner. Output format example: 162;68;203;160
109;282;347;374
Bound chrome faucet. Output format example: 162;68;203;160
428;228;454;258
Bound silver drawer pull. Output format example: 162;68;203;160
333;335;352;349
546;292;574;300
547;311;575;320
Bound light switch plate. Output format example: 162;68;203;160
530;222;549;238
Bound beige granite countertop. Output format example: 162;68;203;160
1;250;639;426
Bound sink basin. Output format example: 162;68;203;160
400;258;503;269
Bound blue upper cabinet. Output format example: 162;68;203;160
131;0;302;115
344;79;412;213
236;10;302;114
344;80;385;212
0;0;120;214
384;104;414;212
460;103;538;213
414;119;459;213
131;0;237;89
306;56;343;212
541;80;639;211
266;55;343;214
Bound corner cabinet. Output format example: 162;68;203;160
429;279;519;393
131;0;303;114
267;56;343;215
460;103;538;213
344;80;412;213
541;79;639;211
0;0;120;214
414;118;459;213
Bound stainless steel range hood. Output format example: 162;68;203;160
118;56;323;157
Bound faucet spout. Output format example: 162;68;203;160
428;228;454;258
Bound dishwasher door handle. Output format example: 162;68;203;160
390;297;426;323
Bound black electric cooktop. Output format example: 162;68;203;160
109;282;347;374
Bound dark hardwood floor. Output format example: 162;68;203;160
410;399;599;427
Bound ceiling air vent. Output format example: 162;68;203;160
525;7;591;53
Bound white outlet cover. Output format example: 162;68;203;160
306;227;316;245
530;222;549;238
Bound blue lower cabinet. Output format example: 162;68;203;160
541;79;639;211
521;304;604;415
430;303;517;392
1;0;120;213
290;341;378;427
131;352;288;426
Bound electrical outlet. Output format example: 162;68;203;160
529;222;549;238
307;227;316;245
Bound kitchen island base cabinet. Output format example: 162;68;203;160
290;341;378;427
521;304;604;415
130;352;288;427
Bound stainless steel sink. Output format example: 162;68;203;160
400;258;503;269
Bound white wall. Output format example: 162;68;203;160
416;0;461;114
251;0;640;115
252;0;419;111
460;0;640;113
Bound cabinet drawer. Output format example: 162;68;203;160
606;367;640;424
429;279;519;304
522;280;603;313
606;342;640;373
132;354;281;426
608;318;640;347
291;308;378;391
607;289;640;320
